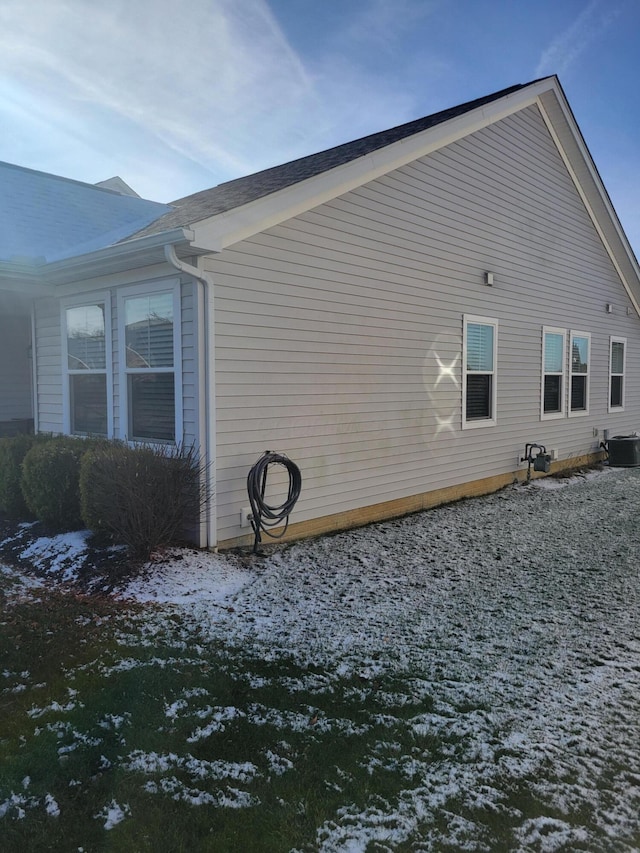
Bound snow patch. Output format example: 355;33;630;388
44;794;60;817
120;548;255;606
20;531;91;580
96;799;130;830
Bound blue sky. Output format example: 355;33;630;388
1;0;638;253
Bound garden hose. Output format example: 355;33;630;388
246;451;302;554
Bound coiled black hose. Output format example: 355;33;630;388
247;451;302;553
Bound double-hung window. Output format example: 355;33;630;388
463;315;498;428
569;331;590;415
609;337;626;411
541;327;566;419
118;283;181;443
62;296;111;436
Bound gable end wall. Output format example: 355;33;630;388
208;104;640;544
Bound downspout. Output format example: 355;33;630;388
30;301;39;434
164;245;217;550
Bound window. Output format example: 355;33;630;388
569;331;590;415
541;327;566;419
118;284;181;442
62;297;111;436
609;337;626;411
463;316;497;428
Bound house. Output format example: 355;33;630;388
2;74;640;549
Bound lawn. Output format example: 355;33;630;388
1;466;640;851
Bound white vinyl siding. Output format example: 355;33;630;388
208;103;640;543
609;337;626;412
569;331;590;416
462;315;497;428
33;297;64;433
541;327;566;420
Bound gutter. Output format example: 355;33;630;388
39;228;198;284
164;245;217;550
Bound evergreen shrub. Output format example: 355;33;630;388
21;436;97;529
80;443;203;559
0;433;49;517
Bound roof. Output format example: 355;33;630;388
0;161;171;265
132;81;537;240
94;176;141;197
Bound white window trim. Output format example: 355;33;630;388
608;335;626;413
568;330;590;417
462;314;498;430
541;326;566;421
61;292;113;438
116;279;183;444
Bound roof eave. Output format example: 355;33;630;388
0;261;50;295
32;227;207;286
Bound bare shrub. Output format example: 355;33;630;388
80;443;205;559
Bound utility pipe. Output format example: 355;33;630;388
30;302;39;434
164;245;217;549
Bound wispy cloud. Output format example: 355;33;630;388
0;0;437;199
334;0;437;55
0;0;456;201
535;0;623;77
0;0;313;177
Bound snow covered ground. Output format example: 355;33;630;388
4;464;640;849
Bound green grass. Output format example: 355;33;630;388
1;573;638;852
1;579;442;852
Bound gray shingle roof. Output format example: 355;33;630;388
132;80;537;241
0;162;171;265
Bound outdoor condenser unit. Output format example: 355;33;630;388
607;435;640;467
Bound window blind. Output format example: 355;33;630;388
466;323;493;372
544;333;563;373
611;341;624;374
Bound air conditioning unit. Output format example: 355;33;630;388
607;435;640;467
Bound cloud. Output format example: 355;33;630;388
0;0;440;198
0;0;316;175
535;0;623;77
334;0;437;55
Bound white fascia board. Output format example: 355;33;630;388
191;79;557;252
